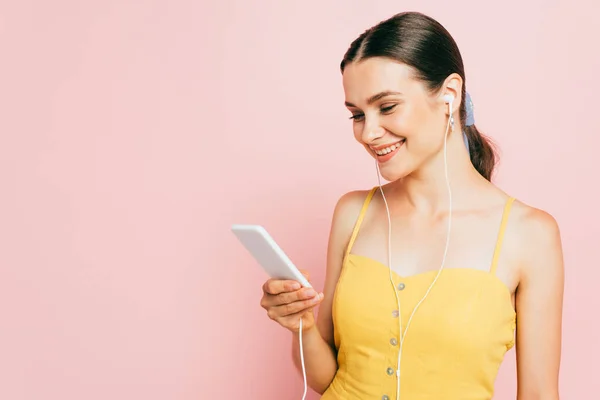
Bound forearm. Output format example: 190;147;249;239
517;388;560;400
291;325;338;394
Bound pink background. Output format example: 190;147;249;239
1;1;598;399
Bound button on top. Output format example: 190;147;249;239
390;338;398;346
392;310;399;318
382;396;390;400
386;367;394;376
397;282;406;290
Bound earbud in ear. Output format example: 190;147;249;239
443;94;455;130
442;94;454;104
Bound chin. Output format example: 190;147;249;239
376;162;411;182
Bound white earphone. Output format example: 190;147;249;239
375;92;455;399
442;93;454;104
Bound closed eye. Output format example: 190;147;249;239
349;104;397;122
380;104;398;114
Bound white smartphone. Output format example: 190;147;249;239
231;224;312;288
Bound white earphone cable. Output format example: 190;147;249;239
299;318;307;400
376;100;454;399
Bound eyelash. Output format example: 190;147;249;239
349;104;398;121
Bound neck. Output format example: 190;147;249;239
386;135;484;214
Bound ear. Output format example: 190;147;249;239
441;73;464;116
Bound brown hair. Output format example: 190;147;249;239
340;11;498;181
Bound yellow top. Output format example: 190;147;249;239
321;187;517;400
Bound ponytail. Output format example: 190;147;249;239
464;125;497;181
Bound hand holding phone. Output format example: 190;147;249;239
231;224;324;333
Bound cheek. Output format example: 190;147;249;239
383;106;415;135
392;111;440;149
387;117;408;136
379;116;413;144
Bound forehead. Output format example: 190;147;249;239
342;57;423;105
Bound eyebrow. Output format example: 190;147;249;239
344;90;403;108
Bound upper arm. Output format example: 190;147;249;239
316;190;368;349
515;208;564;399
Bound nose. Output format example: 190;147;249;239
361;116;385;144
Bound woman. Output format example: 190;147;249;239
260;11;563;400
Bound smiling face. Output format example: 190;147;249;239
342;57;453;181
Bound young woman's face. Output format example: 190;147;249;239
342;57;450;181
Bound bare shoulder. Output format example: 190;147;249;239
330;188;375;240
509;199;564;281
511;200;561;242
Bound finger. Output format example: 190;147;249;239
278;306;319;331
271;287;318;307
270;292;324;318
263;279;302;295
261;287;316;309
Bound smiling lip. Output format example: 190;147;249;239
370;140;403;151
372;140;405;163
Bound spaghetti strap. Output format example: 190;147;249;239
490;197;516;275
345;187;378;257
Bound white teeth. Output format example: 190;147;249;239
374;141;402;156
